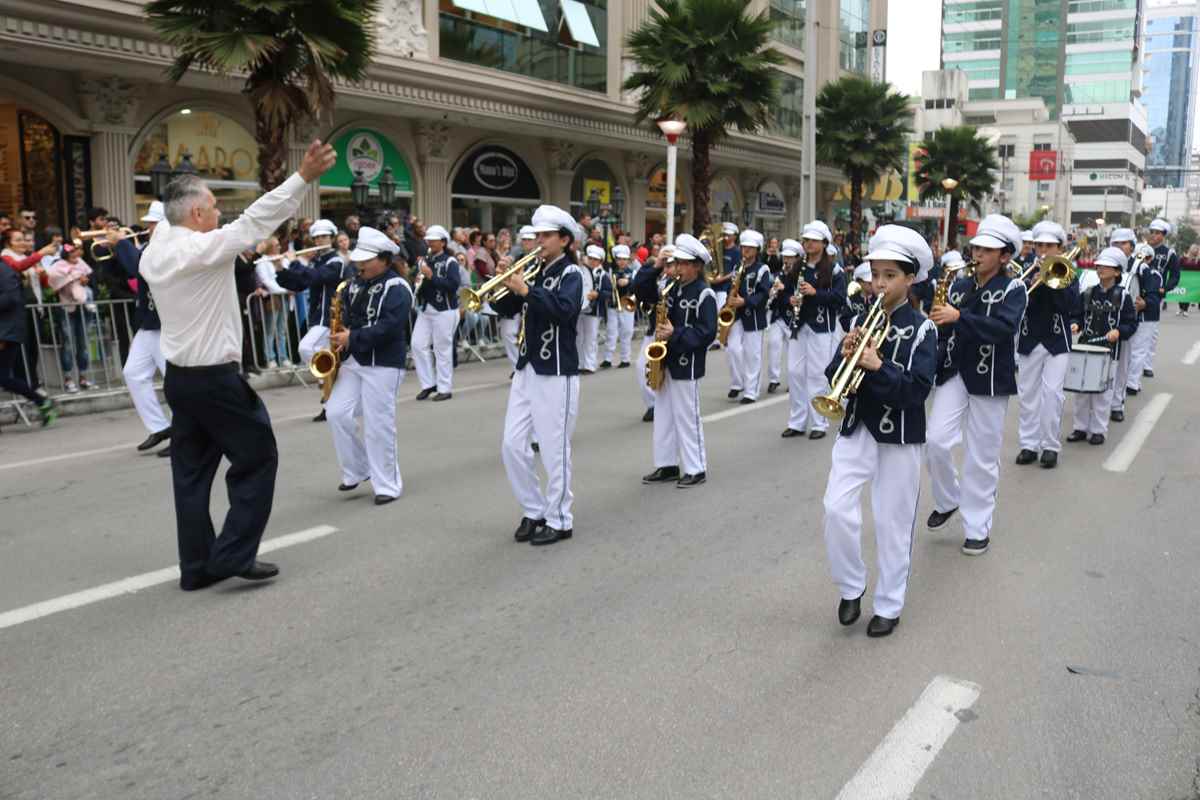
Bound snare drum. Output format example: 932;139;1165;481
1064;344;1113;393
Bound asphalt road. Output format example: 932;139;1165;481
2;317;1198;800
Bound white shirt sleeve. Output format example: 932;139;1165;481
255;258;289;294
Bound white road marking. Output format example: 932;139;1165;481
835;675;981;800
1183;341;1200;365
1103;392;1172;473
0;525;337;631
275;378;509;423
702;395;789;423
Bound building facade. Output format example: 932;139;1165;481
1141;0;1200;188
0;0;887;246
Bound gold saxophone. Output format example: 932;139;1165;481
309;280;349;402
933;259;975;308
716;261;747;346
644;279;677;391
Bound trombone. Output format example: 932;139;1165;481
1019;245;1079;294
811;293;891;421
458;246;543;312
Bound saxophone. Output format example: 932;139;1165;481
716;261;747;346
932;260;974;308
644;280;677;391
309;280;350;402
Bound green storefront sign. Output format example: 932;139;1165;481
321;128;413;192
1167;271;1200;304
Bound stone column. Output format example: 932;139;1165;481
623;151;652;244
287;119;321;221
543;139;577;211
414;121;452;224
784;176;803;233
78;75;141;225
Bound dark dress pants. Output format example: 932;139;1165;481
163;362;277;582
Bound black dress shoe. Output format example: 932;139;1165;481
374;494;398;505
416;387;436;400
727;389;741;399
676;472;707;487
1066;430;1087;443
531;442;540;453
243;366;262;376
1040;450;1058;469
642;466;681;483
1143;368;1154;378
1110;409;1125;422
739;397;755;405
927;507;958;531
432;392;452;402
838;591;864;626
781;428;804;438
866;615;899;638
1015;448;1038;465
600;361;612;369
179;572;229;591
337;482;359;491
530;525;572;545
808;430;826;440
1126;386;1139;396
157;446;172;458
961;537;990;556
642;407;654;422
239;560;279;581
137;427;172;451
618;361;631;368
581;369;594;374
312;408;327;422
1089;433;1105;445
767;382;779;394
514;517;545;542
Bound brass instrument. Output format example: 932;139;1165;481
309;280;350;402
932;260;976;308
700;222;723;282
644;279;677;391
87;228;150;261
716;260;748;346
811;293;891;421
459;246;544;312
1023;245;1079;294
611;265;637;312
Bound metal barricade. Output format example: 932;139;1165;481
243;292;309;387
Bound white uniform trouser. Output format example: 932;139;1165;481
298;324;330;368
726;325;764;399
412;307;457;393
1127;321;1158;390
653;377;707;475
604;308;635;363
499;316;520;368
579;315;601;371
823;428;923;619
501;365;579;530
927;374;1009;542
1071;373;1116;435
1016;345;1068;453
788;327;836;432
122;329;169;434
1111;343;1132;411
326;357;404;499
1149;313;1160;367
767;318;787;384
635;334;655;409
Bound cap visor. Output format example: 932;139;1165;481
527;224;559;233
1032;234;1061;244
1095;259;1122;269
800;233;826;241
349;247;379;262
863;247;911;263
969;234;1009;249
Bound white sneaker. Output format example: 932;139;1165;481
278;359;292;367
79;378;94;390
65;380;79;393
1177;309;1184;316
1183;310;1190;318
266;360;278;369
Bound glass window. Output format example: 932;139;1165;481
773;71;803;139
838;0;869;73
1066;19;1136;46
769;0;805;51
439;0;607;92
943;0;1003;24
1003;0;1064;118
1065;50;1134;76
1067;0;1135;13
944;57;1001;82
1064;79;1131;103
943;29;1001;54
968;86;1002;100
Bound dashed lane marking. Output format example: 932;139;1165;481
1103;392;1172;473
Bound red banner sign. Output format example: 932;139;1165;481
1029;150;1058;181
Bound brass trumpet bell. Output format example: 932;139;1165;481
458;246;543;312
310;349;337;380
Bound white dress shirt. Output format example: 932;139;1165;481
140;173;310;366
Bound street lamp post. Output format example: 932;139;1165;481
720;202;733;225
171;151;197;181
378;166;397;209
742;202;753;231
351;170;371;218
149;153;173;199
941;177;959;252
656;119;687;242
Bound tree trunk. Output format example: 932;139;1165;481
947;193;960;250
255;105;289;192
690;127;713;236
849;171;863;249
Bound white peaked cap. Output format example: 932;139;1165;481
721;222;739;236
585;244;606;261
1095;246;1127;270
348;227;400;262
1021;229;1034;243
801;220;833;242
519;225;537;240
1031;220;1067;245
529;205;576;237
673;233;712;264
780;238;802;257
738;229;764;249
423;224;450;241
853;263;872;282
309;219;337;238
970;214;1023;253
1109;227;1136;244
612;244;631;259
1149;218;1171;234
863;224;934;282
940;249;965;268
141;201;165;224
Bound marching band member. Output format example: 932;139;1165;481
1125;236;1163;398
764;239;798;394
1065;247;1136;446
925;214;1026;555
1014;220;1080;469
601;246;636;369
110;201;173;455
916;250;961;314
1107;227;1140;421
1017;230;1036;270
839;263;873;331
578;243;609;373
493;205;584;547
632;245;674;422
725;229;771;404
711;221;740;312
273;218;351;422
498;226;537;369
822;225;937;638
1143;218;1178;375
412;224;461;402
781;221;845;437
326;228;412;505
638;234;718;488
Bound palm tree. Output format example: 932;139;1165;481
145;0;378;190
816;75;911;245
913;126;999;250
624;0;784;234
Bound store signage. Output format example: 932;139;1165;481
321;127;413;191
1029;150;1058;182
757;182;785;215
870;30;887;83
453;145;540;200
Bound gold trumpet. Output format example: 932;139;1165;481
1021;246;1079;294
309;280;349;402
812;293;891;421
89;228;151;261
459;246;543;312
